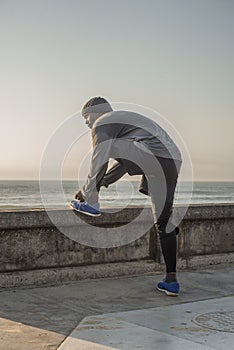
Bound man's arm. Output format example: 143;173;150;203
101;161;127;188
80;124;115;204
80;141;111;204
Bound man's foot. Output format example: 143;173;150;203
70;200;101;217
157;279;180;296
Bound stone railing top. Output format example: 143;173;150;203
0;204;234;230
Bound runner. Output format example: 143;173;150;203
71;97;182;296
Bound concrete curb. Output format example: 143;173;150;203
0;260;162;289
1;253;234;289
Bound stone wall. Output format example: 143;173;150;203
0;204;233;287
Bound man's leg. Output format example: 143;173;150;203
120;146;179;276
146;158;181;294
147;174;178;273
157;180;178;277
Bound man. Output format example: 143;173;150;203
71;96;182;296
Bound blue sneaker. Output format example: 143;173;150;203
157;279;180;296
70;200;101;217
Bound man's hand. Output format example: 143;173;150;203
75;190;85;202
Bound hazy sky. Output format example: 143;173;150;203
1;0;233;181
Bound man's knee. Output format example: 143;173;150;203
158;227;179;241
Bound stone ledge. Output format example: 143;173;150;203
0;204;234;229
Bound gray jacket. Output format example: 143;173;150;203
82;111;181;202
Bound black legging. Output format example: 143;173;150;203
101;151;181;273
122;156;181;273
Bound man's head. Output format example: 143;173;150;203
82;97;113;128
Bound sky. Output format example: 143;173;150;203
0;0;234;181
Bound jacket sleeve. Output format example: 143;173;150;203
81;125;112;204
101;161;127;188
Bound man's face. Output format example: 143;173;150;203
83;113;99;129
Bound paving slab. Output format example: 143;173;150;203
59;318;214;350
58;296;234;350
0;265;234;349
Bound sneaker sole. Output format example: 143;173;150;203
70;204;101;217
157;286;179;297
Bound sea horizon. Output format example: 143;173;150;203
0;180;234;210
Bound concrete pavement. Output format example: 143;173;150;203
60;296;234;349
0;264;234;349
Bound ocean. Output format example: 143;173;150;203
0;180;234;210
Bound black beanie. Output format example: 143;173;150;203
82;97;113;117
